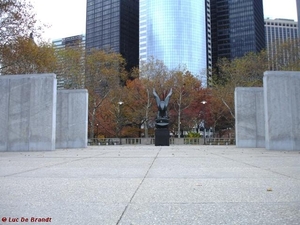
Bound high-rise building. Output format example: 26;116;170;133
53;35;86;89
53;35;86;50
210;0;265;66
86;0;139;70
297;0;300;35
206;0;212;83
265;18;298;70
139;0;208;86
265;18;298;48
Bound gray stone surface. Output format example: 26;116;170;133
264;71;300;150
0;145;300;225
56;89;88;149
0;74;57;151
120;203;300;225
235;87;265;148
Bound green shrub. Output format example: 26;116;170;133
187;132;200;138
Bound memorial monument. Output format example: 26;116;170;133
235;71;300;150
0;74;57;151
153;88;172;146
0;73;88;151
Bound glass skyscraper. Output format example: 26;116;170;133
140;0;207;85
86;0;139;70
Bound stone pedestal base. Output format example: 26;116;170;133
155;128;170;146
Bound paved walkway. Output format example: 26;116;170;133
0;145;300;225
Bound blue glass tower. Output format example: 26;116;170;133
140;0;207;85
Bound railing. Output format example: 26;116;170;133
88;138;120;146
88;138;235;146
205;138;236;145
184;138;203;145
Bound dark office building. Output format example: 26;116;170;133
86;0;139;70
297;0;300;35
210;0;265;66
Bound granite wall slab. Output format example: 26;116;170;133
56;89;88;149
0;74;57;151
235;87;265;148
264;71;300;150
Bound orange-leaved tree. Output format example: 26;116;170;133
85;49;127;139
1;37;56;74
122;78;157;137
168;69;202;138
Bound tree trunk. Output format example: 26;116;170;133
177;110;181;138
177;92;182;138
144;120;148;138
144;89;150;138
221;98;235;119
89;103;96;139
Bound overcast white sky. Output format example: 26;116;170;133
30;0;298;42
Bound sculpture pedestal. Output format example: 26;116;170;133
155;128;169;146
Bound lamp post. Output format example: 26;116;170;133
96;123;99;144
201;100;207;145
118;101;124;144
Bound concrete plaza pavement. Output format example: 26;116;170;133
0;145;300;225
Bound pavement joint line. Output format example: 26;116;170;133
2;152;108;178
129;201;300;205
116;147;162;225
210;152;300;181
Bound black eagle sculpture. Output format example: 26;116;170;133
153;88;172;127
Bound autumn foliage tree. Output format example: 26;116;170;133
186;88;212;135
54;45;85;89
122;78;157;137
268;38;300;71
125;58;171;137
85;49;126;139
211;51;269;132
167;69;203;138
0;0;54;75
1;37;56;74
0;0;44;45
